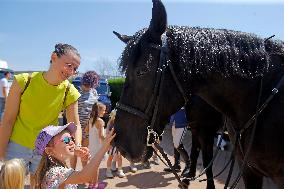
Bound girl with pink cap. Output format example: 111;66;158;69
34;122;115;189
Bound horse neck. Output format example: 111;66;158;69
192;74;261;125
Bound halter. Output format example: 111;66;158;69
116;32;188;146
116;32;189;189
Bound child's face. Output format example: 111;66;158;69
50;131;75;159
98;106;106;117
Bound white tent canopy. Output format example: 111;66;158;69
0;59;8;69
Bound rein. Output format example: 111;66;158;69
190;118;228;182
116;33;188;188
225;70;284;189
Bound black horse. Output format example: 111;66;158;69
114;0;284;188
113;29;224;189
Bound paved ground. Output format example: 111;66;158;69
90;125;276;189
25;124;277;188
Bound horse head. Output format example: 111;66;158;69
113;0;184;162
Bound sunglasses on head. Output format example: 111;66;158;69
61;136;75;145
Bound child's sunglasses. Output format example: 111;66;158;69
61;136;75;145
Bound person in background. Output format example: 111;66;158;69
163;147;182;173
217;133;227;151
34;122;115;189
0;71;11;121
84;102;107;188
86;102;106;157
0;158;25;189
164;107;191;177
142;148;160;169
0;43;83;189
77;71;99;163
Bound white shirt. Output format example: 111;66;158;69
0;77;8;98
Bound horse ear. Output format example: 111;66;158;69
149;0;167;40
113;31;132;44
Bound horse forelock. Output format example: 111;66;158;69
119;28;148;73
167;25;284;79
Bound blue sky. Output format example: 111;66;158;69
0;0;284;75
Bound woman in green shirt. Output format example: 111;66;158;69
0;43;83;189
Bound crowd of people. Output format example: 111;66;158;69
0;43;226;189
0;43;160;189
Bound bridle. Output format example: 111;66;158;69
116;32;188;146
116;32;189;188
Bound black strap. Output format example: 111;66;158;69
153;142;188;189
224;154;236;189
152;148;168;167
63;82;70;107
223;133;239;189
192;118;228;181
168;62;188;103
116;102;149;120
240;73;284;134
21;73;32;95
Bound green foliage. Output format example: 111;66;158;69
108;78;125;109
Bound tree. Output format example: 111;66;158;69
93;57;122;77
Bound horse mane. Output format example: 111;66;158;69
168;26;284;78
119;26;284;78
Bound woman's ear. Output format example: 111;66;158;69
50;52;57;64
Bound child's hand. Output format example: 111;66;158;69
74;147;91;161
103;128;116;147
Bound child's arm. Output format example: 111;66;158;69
62;128;116;184
96;119;105;141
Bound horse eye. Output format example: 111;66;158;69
136;67;148;77
136;69;143;76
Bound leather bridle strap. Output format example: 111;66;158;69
153;142;188;189
116;34;168;124
116;102;149;120
168;62;189;103
240;72;284;135
116;32;188;188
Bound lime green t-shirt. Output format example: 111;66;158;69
10;72;80;149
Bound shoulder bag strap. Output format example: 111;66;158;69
21;73;32;95
63;82;71;107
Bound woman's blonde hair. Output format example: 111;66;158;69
0;158;25;189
